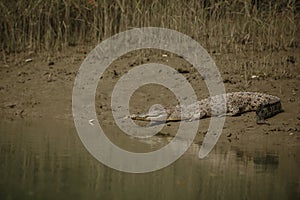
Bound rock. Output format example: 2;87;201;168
48;61;55;66
177;68;190;74
25;58;33;63
5;102;17;108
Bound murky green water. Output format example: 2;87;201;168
0;120;299;200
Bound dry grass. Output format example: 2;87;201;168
0;0;300;83
0;0;299;75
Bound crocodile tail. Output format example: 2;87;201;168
256;101;283;124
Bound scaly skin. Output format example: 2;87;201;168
129;92;283;124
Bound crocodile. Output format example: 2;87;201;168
129;92;283;124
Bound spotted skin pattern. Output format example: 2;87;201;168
129;92;283;124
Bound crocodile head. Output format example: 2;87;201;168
129;105;184;122
130;108;170;122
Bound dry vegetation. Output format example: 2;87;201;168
0;0;298;53
0;0;299;78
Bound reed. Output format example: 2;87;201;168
0;0;298;56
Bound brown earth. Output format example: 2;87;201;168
0;46;299;150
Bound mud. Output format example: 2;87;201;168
0;47;299;148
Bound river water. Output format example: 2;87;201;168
0;120;299;200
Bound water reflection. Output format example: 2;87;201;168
0;120;299;200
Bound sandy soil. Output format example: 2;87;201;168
0;46;299;148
